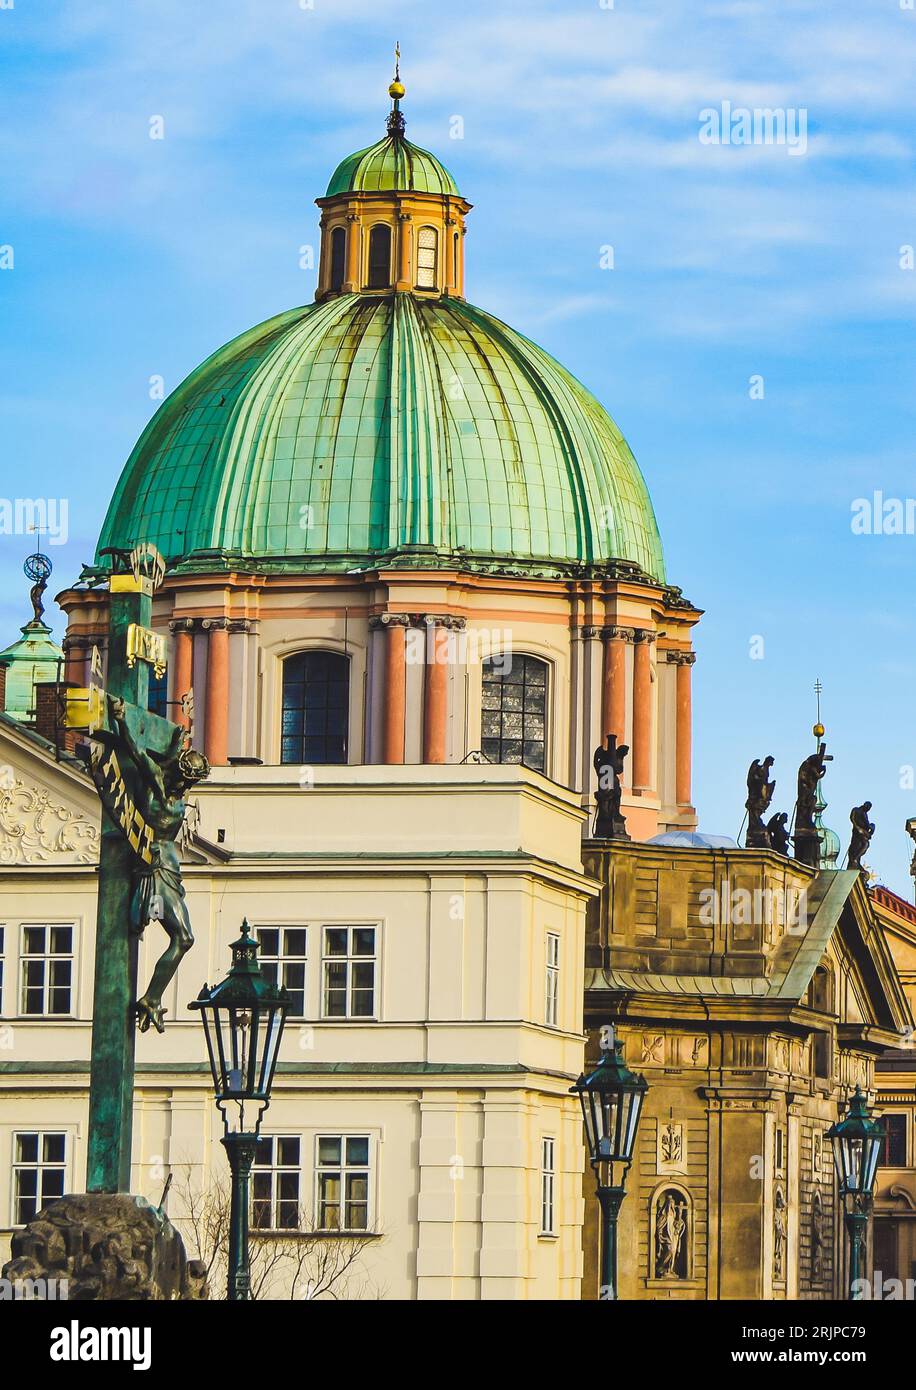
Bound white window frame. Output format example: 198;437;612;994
321;925;377;1020
11;1130;68;1227
545;931;560;1027
19;922;75;1017
251;1133;303;1232
256;926;308;1019
314;1133;372;1233
540;1136;556;1236
416;225;438;289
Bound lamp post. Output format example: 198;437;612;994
827;1085;885;1301
190;920;289;1301
570;1028;647;1300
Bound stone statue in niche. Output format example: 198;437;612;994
811;1188;825;1283
654;1189;688;1279
774;1187;787;1282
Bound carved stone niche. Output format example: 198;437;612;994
2;1193;207;1301
773;1185;788;1284
650;1184;691;1281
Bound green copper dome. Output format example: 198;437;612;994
96;293;665;581
0;620;63;723
326;134;460;197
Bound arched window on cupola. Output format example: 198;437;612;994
416;226;438;289
367;224;391;290
329;226;346;292
481;654;548;772
281;651;350;765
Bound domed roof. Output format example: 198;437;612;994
326;133;460;197
0;620;63;723
97;294;664;580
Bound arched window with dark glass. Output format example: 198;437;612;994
329;226;346;292
367;224;391;289
481;654;547;771
281;651;349;765
148;670;167;718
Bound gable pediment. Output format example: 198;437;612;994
0;717;100;866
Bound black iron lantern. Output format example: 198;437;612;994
570;1029;648;1300
827;1086;885;1300
190;920;289;1300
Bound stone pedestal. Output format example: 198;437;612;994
2;1194;207;1301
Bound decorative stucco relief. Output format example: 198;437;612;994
0;778;98;864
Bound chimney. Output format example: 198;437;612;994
32;681;78;754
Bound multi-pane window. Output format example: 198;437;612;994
316;1135;370;1232
481;654;548;772
545;932;560;1027
257;928;308;1018
416;226;438;289
880;1113;908;1167
13;1132;66;1225
540;1137;556;1236
252;1136;301;1230
367;225;391;290
322;927;376;1018
281;651;349;765
20;924;73;1015
329;226;346;292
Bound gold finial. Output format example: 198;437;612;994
389;42;405;100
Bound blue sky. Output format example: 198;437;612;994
2;0;916;891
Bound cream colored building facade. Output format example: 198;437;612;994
0;716;591;1298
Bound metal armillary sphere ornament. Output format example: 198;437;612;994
570;1027;648;1300
827;1086;885;1300
24;551;52;624
190;921;290;1301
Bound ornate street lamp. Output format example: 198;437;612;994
570;1028;648;1300
190;921;290;1301
827;1086;885;1300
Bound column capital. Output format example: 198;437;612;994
666;649;696;666
601;625;634;642
632;628;656;644
580;625;603;640
169;617;197;634
346;212;359;223
422;613;467;631
201;617;230;632
62;633;101;651
370;612;411;630
228;618;256;635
